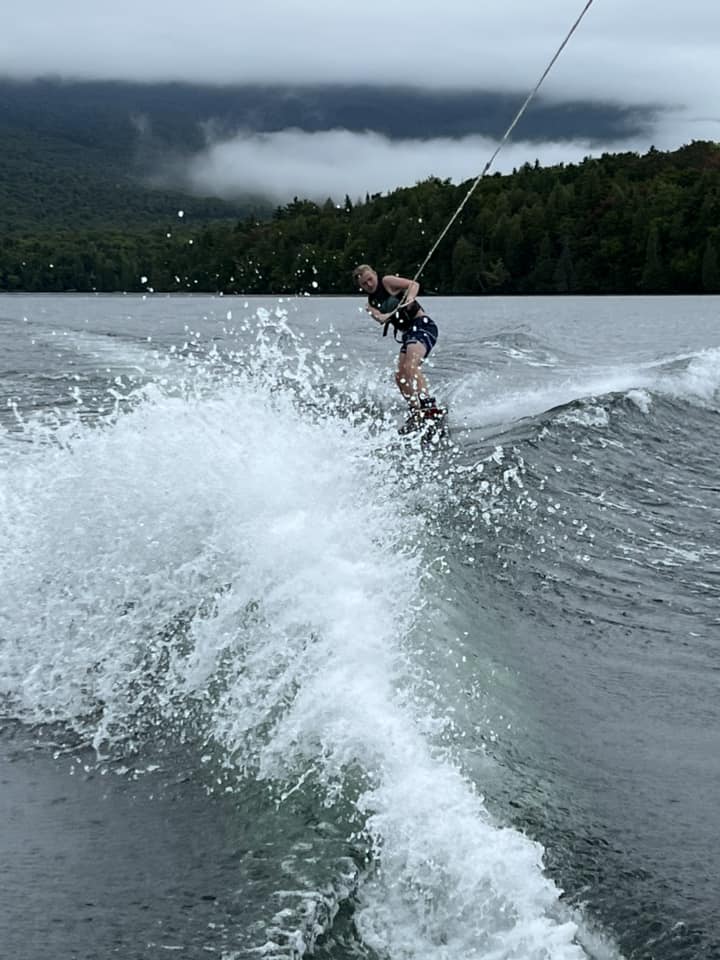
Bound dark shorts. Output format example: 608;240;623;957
399;316;438;356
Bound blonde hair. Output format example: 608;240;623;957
352;264;374;282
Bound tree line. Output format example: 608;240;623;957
2;141;719;296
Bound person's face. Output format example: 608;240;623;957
357;269;378;294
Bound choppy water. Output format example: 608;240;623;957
1;293;719;960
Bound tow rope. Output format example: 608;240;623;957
406;0;597;292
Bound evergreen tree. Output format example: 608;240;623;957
701;237;720;293
481;257;511;293
451;236;481;293
554;240;576;294
640;222;669;293
529;234;556;293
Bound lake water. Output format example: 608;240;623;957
1;293;719;960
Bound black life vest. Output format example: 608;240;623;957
368;275;422;338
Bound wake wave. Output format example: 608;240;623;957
447;344;720;435
0;310;610;959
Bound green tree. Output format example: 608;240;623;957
554;240;577;293
451;236;482;293
529;234;556;293
701;237;720;293
481;257;511;292
640;222;669;293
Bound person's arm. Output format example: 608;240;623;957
366;303;394;324
383;274;419;306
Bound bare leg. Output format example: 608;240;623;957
395;343;429;407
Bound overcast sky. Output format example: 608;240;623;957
3;0;719;201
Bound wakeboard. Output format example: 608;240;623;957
398;406;449;446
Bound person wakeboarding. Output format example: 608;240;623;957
353;264;445;434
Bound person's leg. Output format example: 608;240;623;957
395;342;428;406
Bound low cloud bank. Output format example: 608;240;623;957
168;113;717;205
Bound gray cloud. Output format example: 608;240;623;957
2;1;719;113
3;0;719;198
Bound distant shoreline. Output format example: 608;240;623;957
3;291;720;299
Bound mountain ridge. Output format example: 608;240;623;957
0;77;652;231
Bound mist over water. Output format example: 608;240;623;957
1;294;719;960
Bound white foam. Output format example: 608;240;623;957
655;346;720;404
556;405;610;428
448;369;653;430
625;389;652;414
448;344;720;434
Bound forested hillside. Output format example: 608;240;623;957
0;79;263;230
2;141;719;294
0;76;647;234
